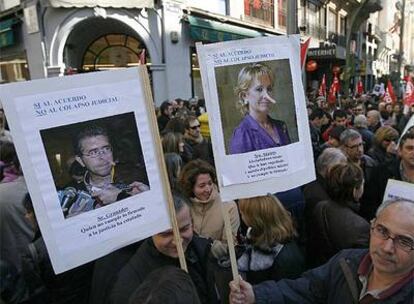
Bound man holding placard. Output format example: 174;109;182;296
110;194;219;304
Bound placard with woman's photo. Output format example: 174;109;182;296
196;35;315;201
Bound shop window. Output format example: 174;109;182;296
328;9;337;33
278;0;287;28
244;0;275;27
0;58;30;83
82;34;147;71
339;16;346;36
190;48;204;99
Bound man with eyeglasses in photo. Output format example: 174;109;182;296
184;115;214;165
59;125;149;217
229;199;414;304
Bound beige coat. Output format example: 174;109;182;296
190;186;240;242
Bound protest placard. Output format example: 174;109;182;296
383;179;414;203
0;67;178;273
196;35;315;201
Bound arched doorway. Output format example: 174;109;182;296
63;17;149;73
82;34;146;71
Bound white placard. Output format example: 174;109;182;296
197;35;315;201
383;179;414;203
0;68;171;273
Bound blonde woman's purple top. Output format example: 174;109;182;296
229;114;291;154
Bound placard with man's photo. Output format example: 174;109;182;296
0;68;171;273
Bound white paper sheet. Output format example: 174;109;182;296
197;35;315;201
0;68;171;273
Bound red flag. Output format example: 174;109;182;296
404;76;414;106
328;73;339;104
139;49;146;65
300;37;311;70
318;74;326;97
384;80;396;104
356;80;364;95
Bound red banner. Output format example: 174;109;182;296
384;80;396;104
318;74;326;97
328;73;339;104
404;76;414;106
356;80;364;95
300;37;311;70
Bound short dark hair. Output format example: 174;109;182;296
326;162;364;203
172;192;190;212
128;266;201;304
309;108;325;121
333;109;347;120
160;101;172;115
400;131;414;148
184;115;199;130
73;125;109;156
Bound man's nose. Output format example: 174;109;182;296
382;238;396;253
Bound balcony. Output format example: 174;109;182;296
244;0;275;27
328;31;346;47
300;20;326;40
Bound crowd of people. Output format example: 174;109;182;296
1;89;413;304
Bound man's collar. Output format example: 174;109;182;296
358;253;414;300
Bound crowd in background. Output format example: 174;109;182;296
1;88;413;304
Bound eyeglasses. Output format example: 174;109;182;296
346;142;364;150
190;125;200;130
371;224;414;252
82;146;112;158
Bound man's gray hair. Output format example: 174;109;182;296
316;148;348;177
340;128;361;146
354;115;368;128
375;199;414;218
367;110;381;122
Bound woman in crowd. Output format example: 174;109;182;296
237;195;305;285
178;159;240;258
229;62;290;154
307;162;370;267
367;126;399;164
164;153;182;191
161;132;191;164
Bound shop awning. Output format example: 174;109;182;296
0;18;19;48
44;0;154;8
186;15;264;42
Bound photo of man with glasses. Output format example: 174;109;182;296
56;123;149;218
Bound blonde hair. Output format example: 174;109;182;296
239;195;296;249
234;62;274;116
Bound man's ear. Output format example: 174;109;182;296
75;156;85;167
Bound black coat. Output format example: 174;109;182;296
307;199;370;267
110;236;218;304
360;158;402;221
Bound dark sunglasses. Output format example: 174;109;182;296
190;125;200;130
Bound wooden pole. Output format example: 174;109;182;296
220;199;239;283
139;66;188;272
